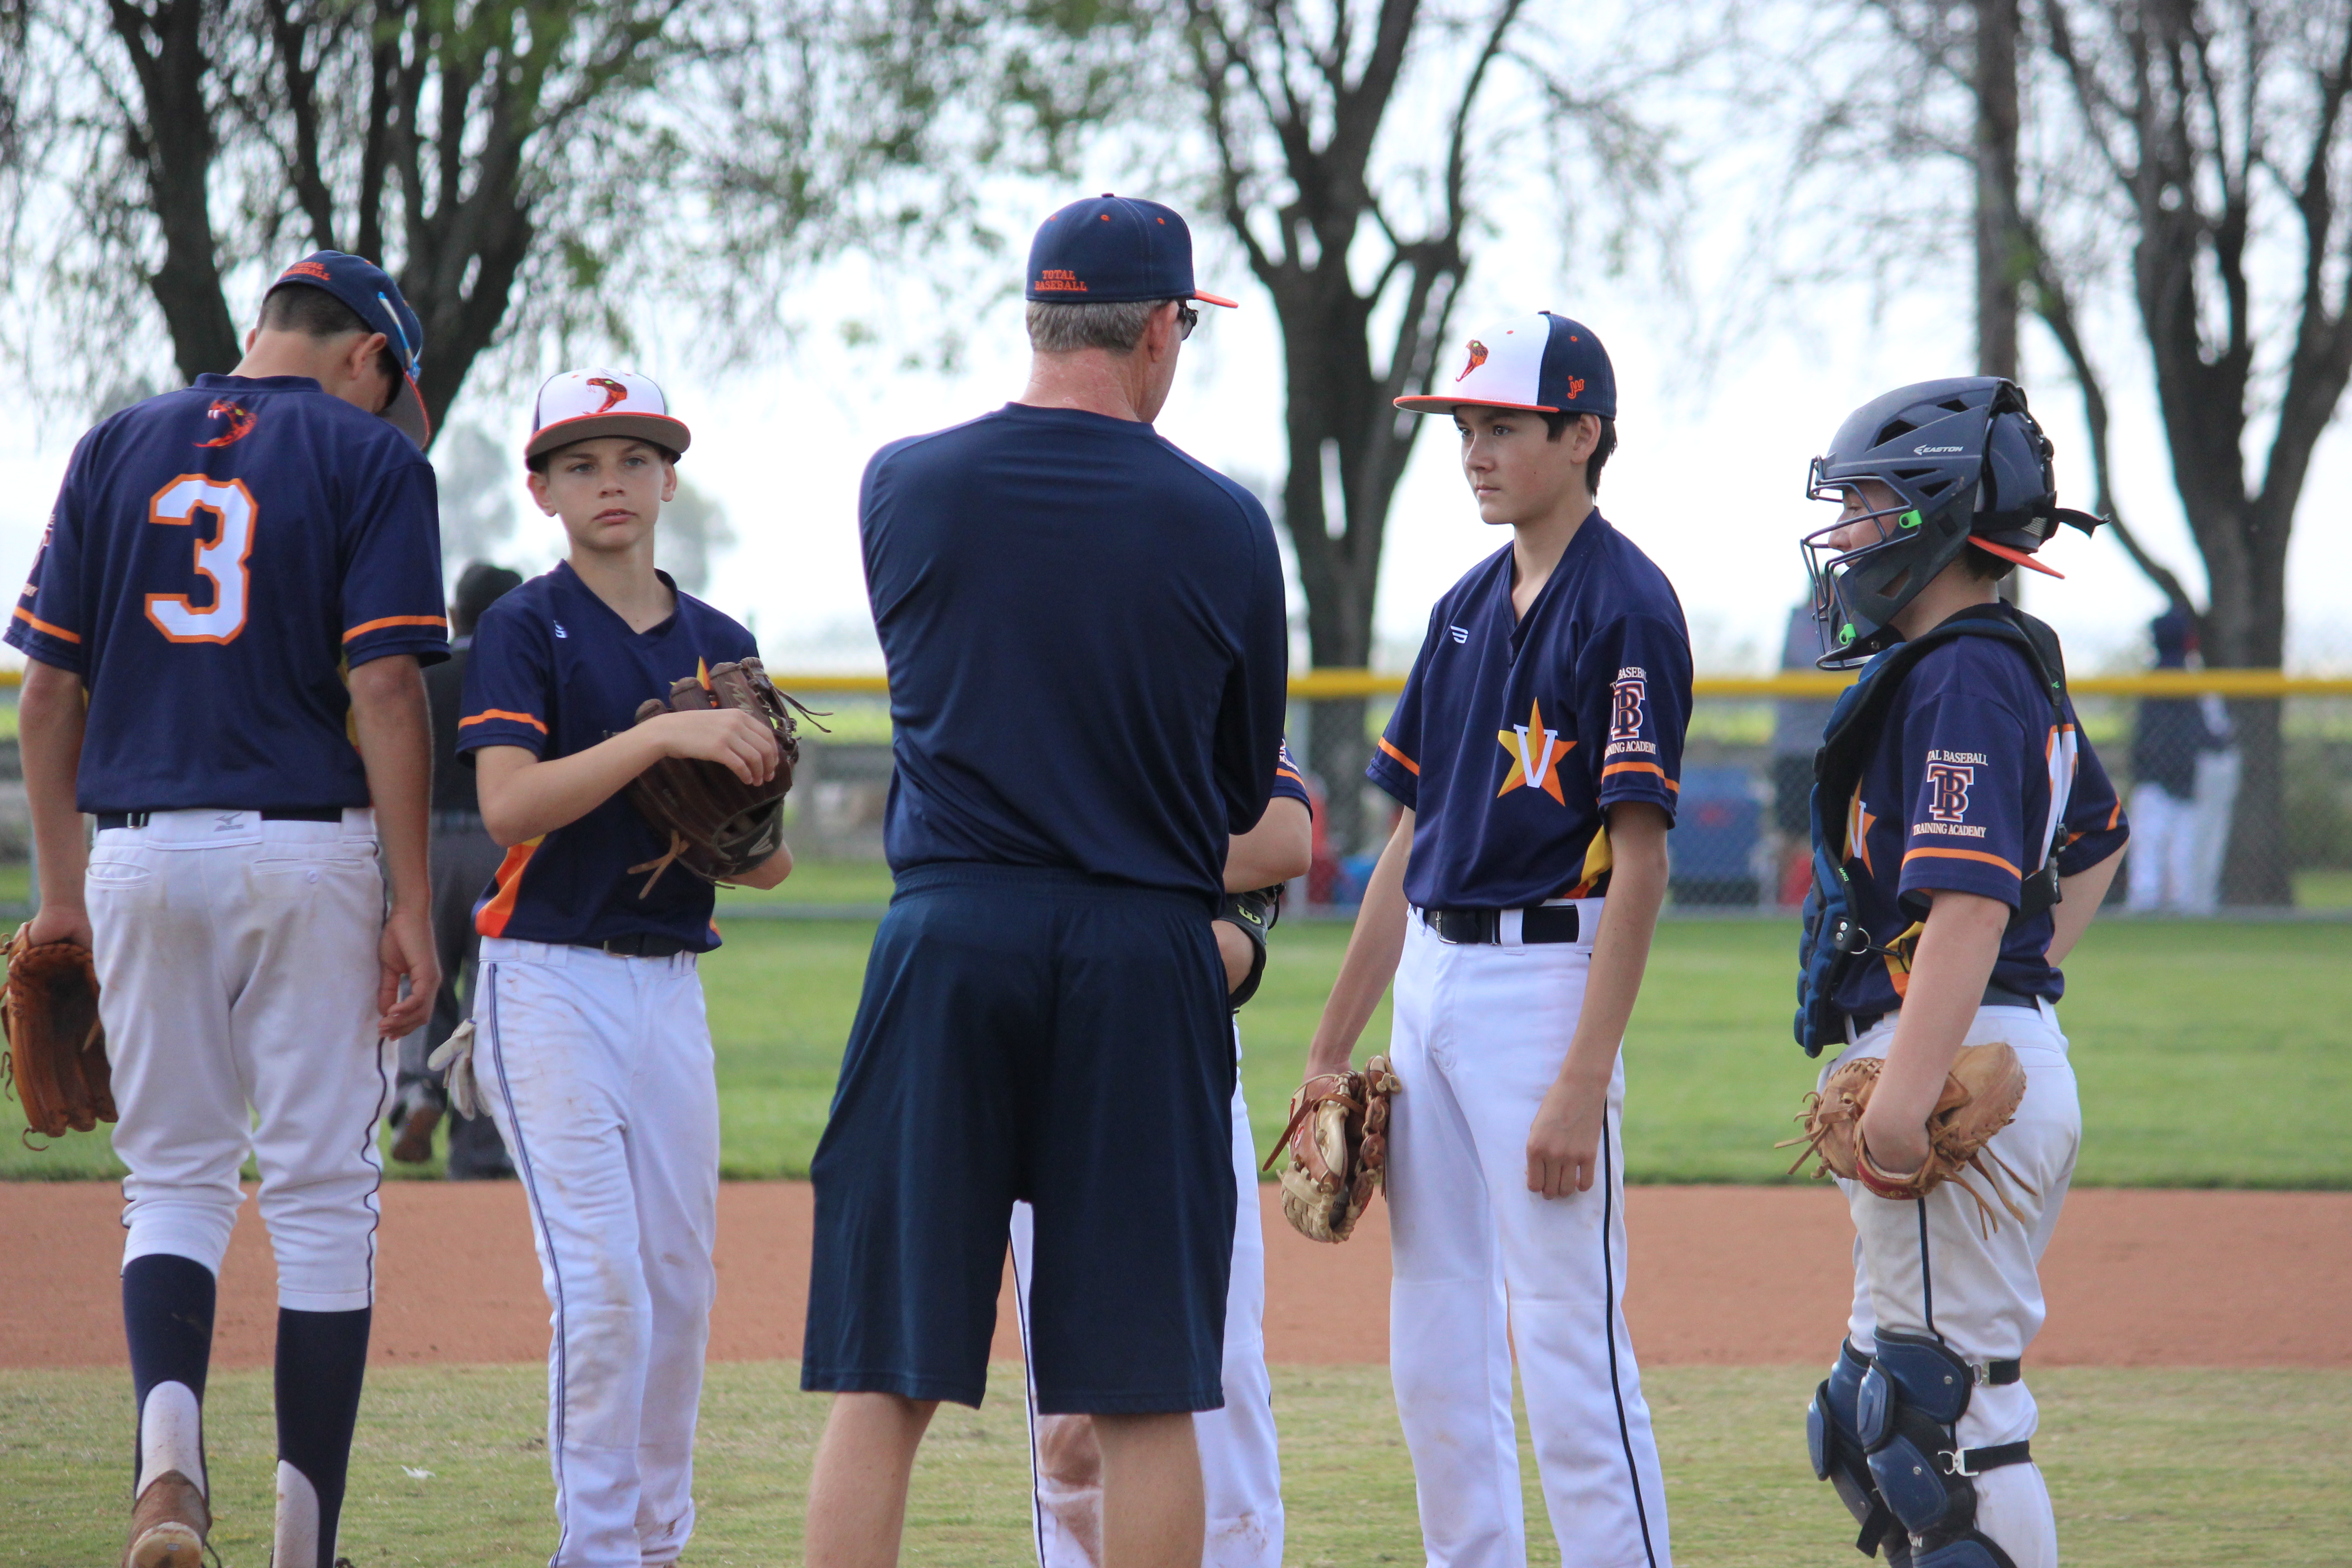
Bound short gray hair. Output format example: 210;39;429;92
1025;299;1163;355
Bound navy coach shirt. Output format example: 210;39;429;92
860;402;1288;900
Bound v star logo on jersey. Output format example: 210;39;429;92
1495;698;1572;804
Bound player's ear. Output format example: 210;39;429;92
524;466;558;516
659;458;678;504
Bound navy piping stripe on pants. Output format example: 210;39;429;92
1601;1108;1660;1568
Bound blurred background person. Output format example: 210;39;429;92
389;559;524;1175
2127;605;2238;913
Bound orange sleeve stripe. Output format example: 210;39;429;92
1600;760;1681;793
12;607;81;643
474;841;539;938
343;614;449;642
1376;736;1419;776
460;709;549;734
1901;846;2024;878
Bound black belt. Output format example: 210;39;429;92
1853;981;2043;1035
585;932;693;959
97;807;346;831
1421;904;1582;945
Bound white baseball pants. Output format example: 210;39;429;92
475;938;721;1568
1830;1000;2081;1568
1385;908;1672;1568
90;810;390;1309
1009;1030;1282;1568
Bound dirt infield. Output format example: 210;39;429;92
3;1181;2344;1370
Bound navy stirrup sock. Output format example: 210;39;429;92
276;1305;372;1568
122;1253;217;1487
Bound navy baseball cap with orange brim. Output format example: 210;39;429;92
1025;195;1238;309
266;250;431;448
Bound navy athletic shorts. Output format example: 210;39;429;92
801;862;1236;1413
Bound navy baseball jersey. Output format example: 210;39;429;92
1367;512;1692;909
456;562;760;951
861;402;1288;900
7;374;447;811
1832;635;2127;1016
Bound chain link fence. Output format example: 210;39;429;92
760;672;2352;915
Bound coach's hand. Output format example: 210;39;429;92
1525;1068;1610;1198
25;902;93;950
1215;920;1254;994
651;707;780;785
377;903;439;1039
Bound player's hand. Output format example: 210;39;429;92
377;903;439;1040
1525;1070;1610;1197
25;903;93;949
651;708;779;784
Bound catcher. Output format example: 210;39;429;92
444;368;791;1568
1788;377;2127;1568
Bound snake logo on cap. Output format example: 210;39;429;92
1456;340;1490;382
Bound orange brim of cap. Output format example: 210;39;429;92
1192;290;1240;308
384;374;431;450
1392;395;1559;415
1971;537;2065;578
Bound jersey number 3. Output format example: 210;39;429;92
146;474;255;643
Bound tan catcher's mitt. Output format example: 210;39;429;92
1263;1057;1402;1243
0;924;113;1142
1781;1041;2034;1233
623;658;821;897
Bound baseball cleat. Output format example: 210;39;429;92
122;1468;210;1568
390;1100;442;1164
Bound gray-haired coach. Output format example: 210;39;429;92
799;196;1289;1568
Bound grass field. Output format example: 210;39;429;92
5;916;2346;1186
3;1361;2343;1565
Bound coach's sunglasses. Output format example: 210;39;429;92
1176;300;1198;340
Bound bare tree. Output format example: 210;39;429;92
1803;0;2352;901
755;1;1688;848
2;1;755;436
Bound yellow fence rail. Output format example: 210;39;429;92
2;668;2344;698
769;669;2351;700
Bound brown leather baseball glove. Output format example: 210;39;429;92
1262;1056;1402;1243
1781;1041;2034;1233
622;658;821;897
0;925;113;1142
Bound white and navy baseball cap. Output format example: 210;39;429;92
525;368;691;463
267;250;431;448
1396;311;1617;419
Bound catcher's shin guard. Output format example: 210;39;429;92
1808;1339;1911;1563
1854;1330;2028;1567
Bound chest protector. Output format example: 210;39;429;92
1794;604;2073;1056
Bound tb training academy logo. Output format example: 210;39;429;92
1914;749;1990;839
1496;697;1571;804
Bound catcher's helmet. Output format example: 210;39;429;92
1801;377;2102;666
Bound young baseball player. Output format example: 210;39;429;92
1790;378;2126;1568
1010;743;1314;1568
1304;312;1686;1568
12;251;444;1568
449;369;790;1568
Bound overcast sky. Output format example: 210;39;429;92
6;83;2349;676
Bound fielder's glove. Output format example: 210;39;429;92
1262;1057;1401;1243
1780;1041;2034;1233
0;924;113;1142
1215;885;1281;1009
426;1021;482;1120
622;658;823;897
